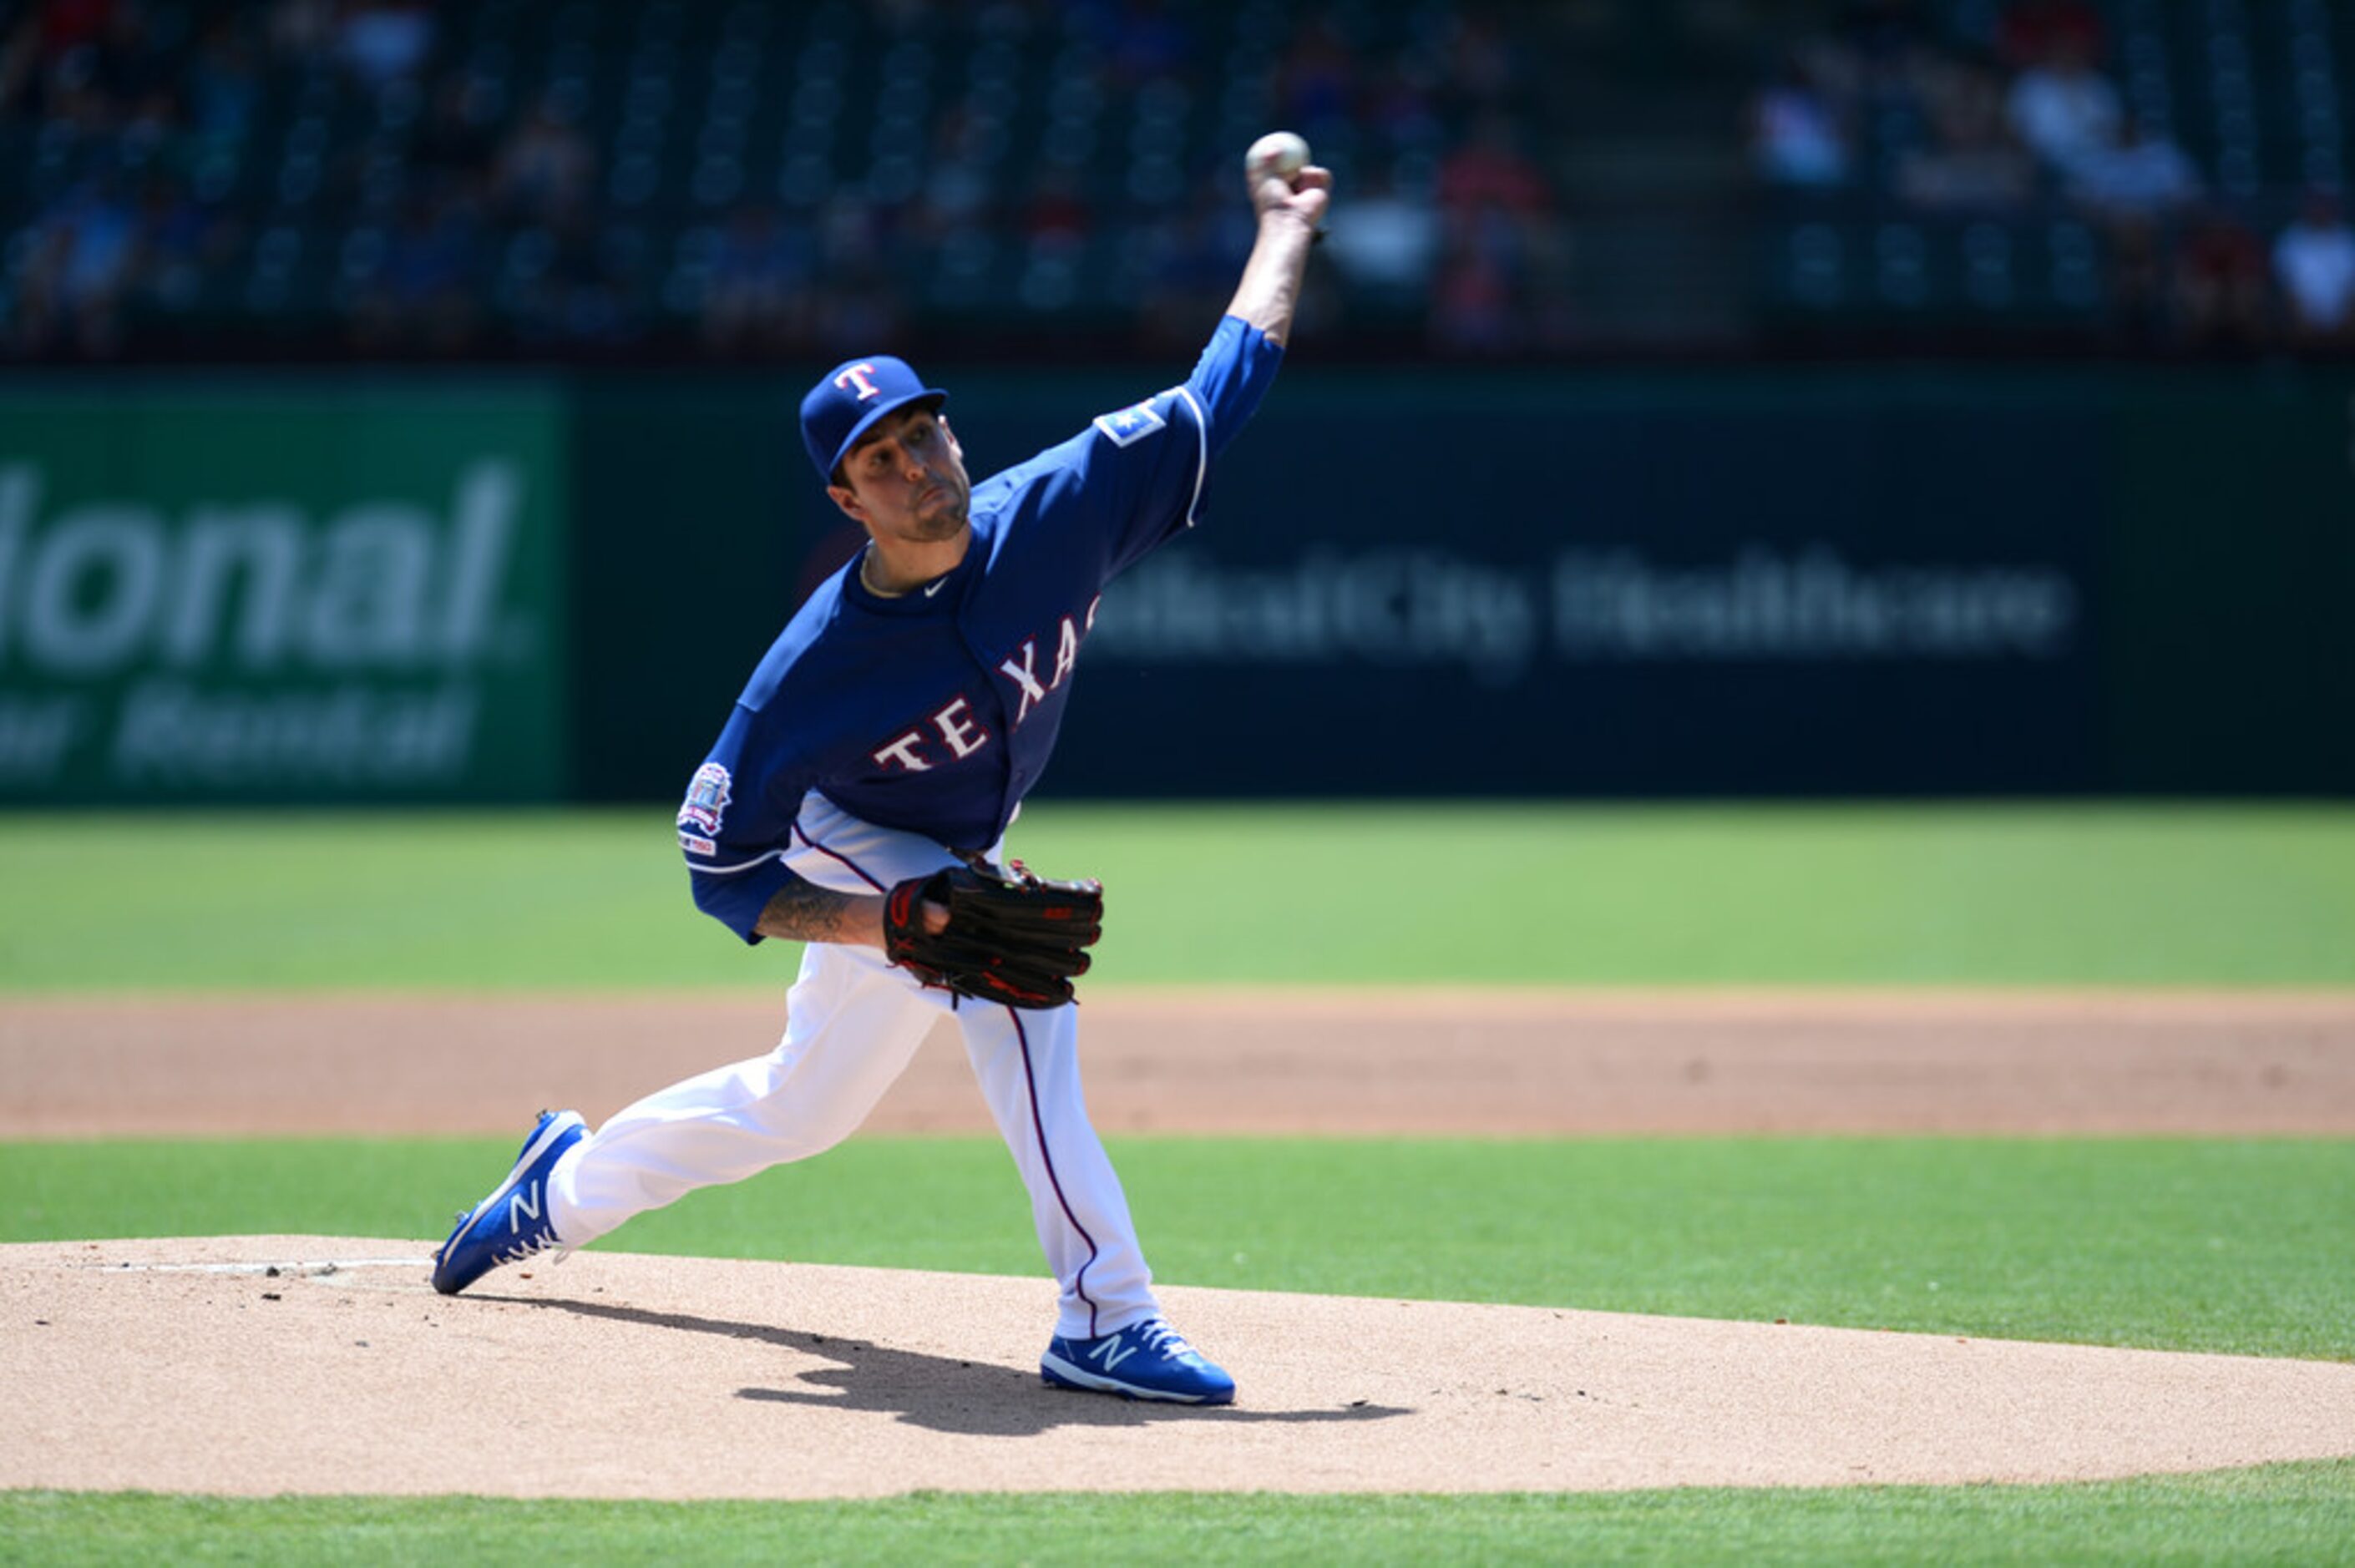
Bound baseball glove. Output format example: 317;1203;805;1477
882;859;1105;1009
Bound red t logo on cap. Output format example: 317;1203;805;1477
834;363;882;400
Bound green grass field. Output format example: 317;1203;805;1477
2;802;2351;987
5;1136;2352;1359
8;1468;2354;1567
4;803;2352;1561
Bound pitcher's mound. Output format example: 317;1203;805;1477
6;1237;2350;1500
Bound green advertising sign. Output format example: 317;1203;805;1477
0;384;567;802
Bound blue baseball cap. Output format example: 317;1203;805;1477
800;355;950;485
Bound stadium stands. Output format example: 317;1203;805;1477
3;1;2349;362
3;0;1570;361
1752;0;2355;351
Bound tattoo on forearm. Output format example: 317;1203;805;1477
753;880;861;943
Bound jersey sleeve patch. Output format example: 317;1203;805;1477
1092;398;1168;447
677;761;733;837
679;830;717;857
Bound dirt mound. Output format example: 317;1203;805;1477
8;1237;2352;1499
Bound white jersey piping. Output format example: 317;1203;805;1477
1175;385;1209;529
687;846;786;876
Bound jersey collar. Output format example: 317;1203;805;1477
842;538;975;615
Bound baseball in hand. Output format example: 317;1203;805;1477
1246;130;1312;185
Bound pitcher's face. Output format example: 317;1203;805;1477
828;406;970;544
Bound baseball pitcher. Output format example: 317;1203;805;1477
431;138;1331;1405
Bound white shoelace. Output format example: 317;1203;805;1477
493;1232;573;1268
1134;1319;1193;1359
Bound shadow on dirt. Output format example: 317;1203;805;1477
501;1293;1413;1436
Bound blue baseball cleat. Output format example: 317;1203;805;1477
1041;1318;1236;1404
431;1110;586;1296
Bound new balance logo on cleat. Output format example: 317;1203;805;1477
1040;1317;1236;1404
508;1181;541;1232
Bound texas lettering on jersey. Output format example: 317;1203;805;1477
677;316;1284;939
869;599;1099;774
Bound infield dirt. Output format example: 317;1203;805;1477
7;987;2354;1138
5;988;2353;1499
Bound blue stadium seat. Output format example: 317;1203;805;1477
1960;220;2018;311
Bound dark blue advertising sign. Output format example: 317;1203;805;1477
552;364;2355;802
997;376;2103;797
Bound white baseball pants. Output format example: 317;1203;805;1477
544;793;1159;1341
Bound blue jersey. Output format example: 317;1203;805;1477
679;314;1285;942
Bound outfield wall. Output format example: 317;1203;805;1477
2;367;2348;802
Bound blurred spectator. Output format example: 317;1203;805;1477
12;174;142;353
1897;58;2032;212
2066;115;2200;225
1135;178;1250;352
1320;169;1440;309
337;1;434;94
1429;204;1523;355
1752;53;1852;189
494;94;596;222
1279;10;1355;137
1437;112;1551;218
1994;0;2105;73
1431;110;1557;351
2006;38;2120;175
408;72;499;200
1819;0;1937;110
0;14;38;118
1106;0;1193;88
1023;167;1091;248
2273;191;2355;345
2104;217;2167;348
88;3;176;118
1362;59;1441;162
701;205;815;351
806;192;899;358
810;277;904;359
23;24;116;134
913;104;998;240
270;0;336;63
114;79;180;169
516;205;631;348
2173;205;2269;351
129;171;235;315
1832;0;1934;63
868;0;932;36
1438;6;1519;117
352;191;482;352
185;14;262;152
35;0;117;62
